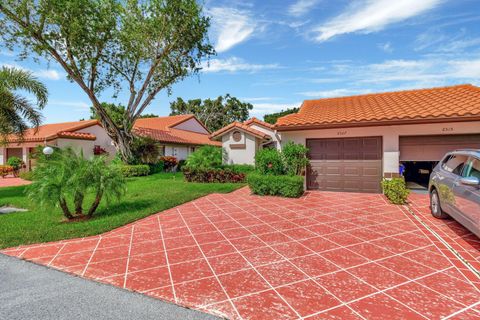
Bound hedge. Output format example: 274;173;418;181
381;178;410;204
183;168;246;183
247;173;304;198
120;164;150;177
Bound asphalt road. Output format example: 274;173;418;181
0;254;220;320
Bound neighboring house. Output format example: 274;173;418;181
0;114;219;170
0;120;116;171
210;117;279;165
133;114;220;160
276;84;480;193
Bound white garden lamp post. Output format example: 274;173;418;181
43;146;54;156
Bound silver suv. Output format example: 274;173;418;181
429;150;480;238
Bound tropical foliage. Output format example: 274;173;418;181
282;141;309;176
381;178;410;204
0;67;47;144
263;107;299;125
185;145;223;169
0;0;213;162
27;148;126;220
170;95;253;132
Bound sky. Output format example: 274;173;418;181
2;0;480;123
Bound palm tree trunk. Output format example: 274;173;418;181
74;191;84;215
87;190;104;217
59;197;73;219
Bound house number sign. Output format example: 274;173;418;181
442;127;454;132
337;131;347;136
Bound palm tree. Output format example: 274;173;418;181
0;66;48;144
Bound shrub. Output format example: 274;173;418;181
382;178;410;205
282;141;309;176
177;159;186;171
148;161;164;174
183;167;246;183
131;136;162;165
255;148;284;175
160;156;178;171
220;164;255;174
120;164;150;177
0;165;13;178
27;148;125;220
185;145;222;169
19;171;34;181
247;173;304;198
7;156;24;176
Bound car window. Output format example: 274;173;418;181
463;158;480;179
442;155;469;175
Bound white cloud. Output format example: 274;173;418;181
378;42;393;53
1;62;63;80
415;29;480;53
48;100;90;111
201;57;279;73
208;7;256;53
312;0;443;42
34;69;62;80
299;88;373;98
288;0;320;17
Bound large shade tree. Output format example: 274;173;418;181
170;94;253;132
0;67;47;144
0;0;213;162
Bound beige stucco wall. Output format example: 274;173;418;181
280;120;480;176
77;125;116;159
55;138;96;158
163;144;194;160
222;131;258;165
173;118;209;134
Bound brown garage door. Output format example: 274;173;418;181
400;134;480;161
307;137;383;193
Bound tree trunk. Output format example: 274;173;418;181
59;197;74;220
96;115;134;163
74;191;84;215
87;190;104;217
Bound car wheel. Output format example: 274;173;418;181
430;189;448;219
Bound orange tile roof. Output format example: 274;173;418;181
8;120;99;142
210;122;269;140
133;115;220;146
276;84;480;130
243;117;274;129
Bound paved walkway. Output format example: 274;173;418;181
0;177;31;188
0;254;217;320
2;188;480;319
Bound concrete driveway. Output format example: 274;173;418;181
2;188;479;319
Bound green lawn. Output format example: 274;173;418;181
0;173;243;249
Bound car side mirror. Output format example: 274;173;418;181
459;177;480;186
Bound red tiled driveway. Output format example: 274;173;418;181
0;177;31;188
2;188;479;319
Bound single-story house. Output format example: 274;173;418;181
133;114;220;159
0;114;219;170
0;120;116;171
210;117;280;165
216;84;480;193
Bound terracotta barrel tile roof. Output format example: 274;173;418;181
133;115;220;146
243;117;274;129
276;84;480;130
8;120;99;143
210;121;270;140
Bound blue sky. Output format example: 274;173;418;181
2;0;480;123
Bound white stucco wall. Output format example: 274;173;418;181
163;145;193;160
222;131;257;165
173;118;209;134
248;124;281;150
0;148;4;165
280;121;480;176
56;139;96;159
77;125;116;159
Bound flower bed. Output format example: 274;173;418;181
183;168;246;183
